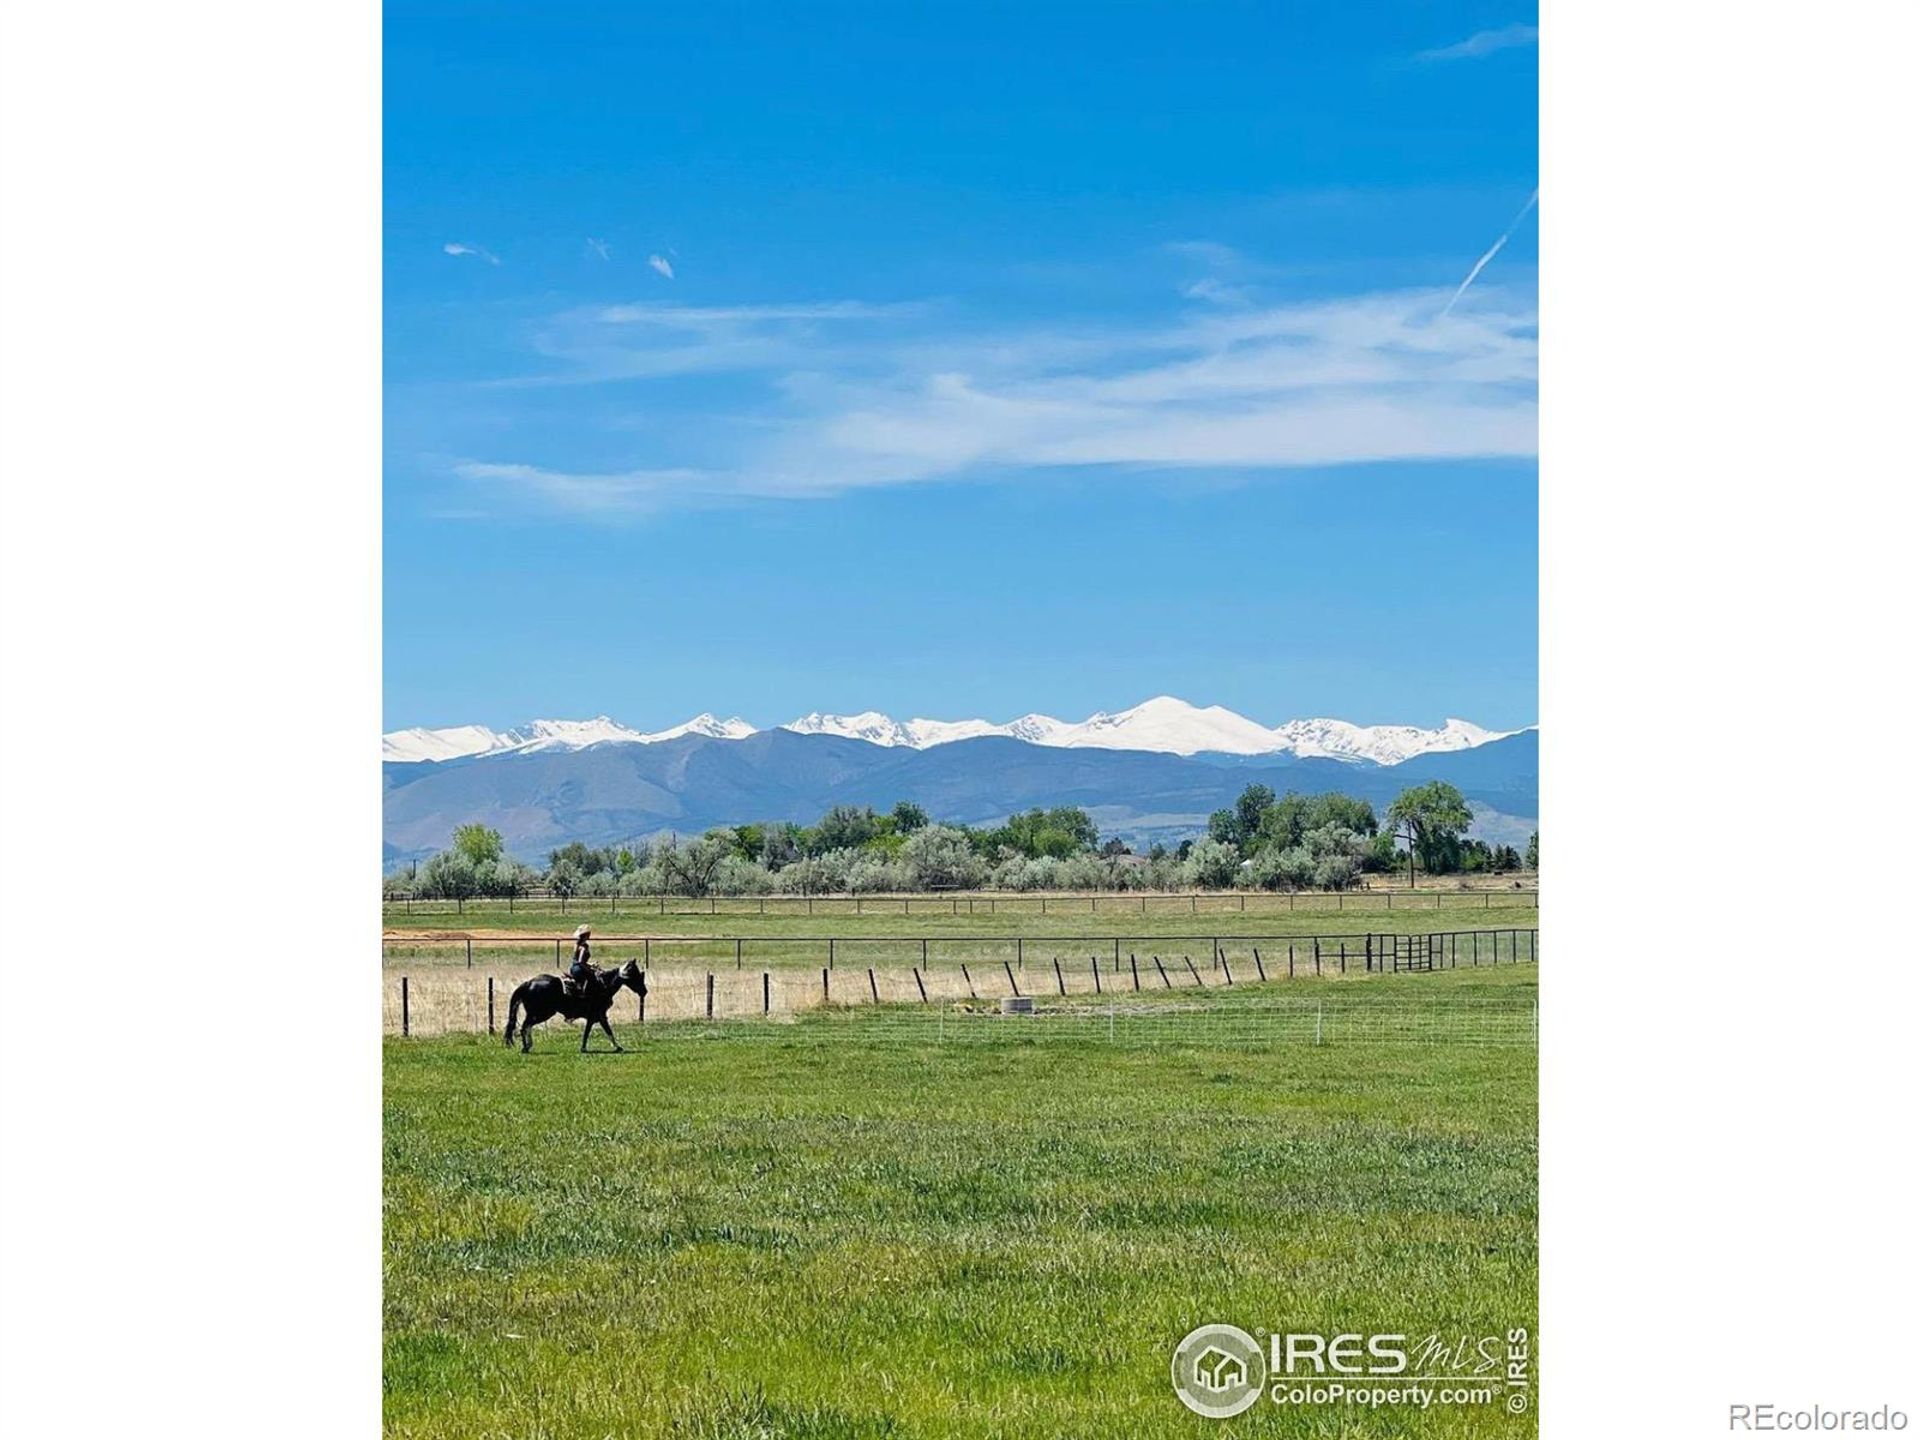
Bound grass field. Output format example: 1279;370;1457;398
384;966;1537;1437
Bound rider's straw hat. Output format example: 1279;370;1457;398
574;925;592;939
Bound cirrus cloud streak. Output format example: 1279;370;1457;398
453;282;1536;517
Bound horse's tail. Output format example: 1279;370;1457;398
503;981;529;1044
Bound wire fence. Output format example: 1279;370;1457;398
384;927;1538;1037
381;887;1539;921
796;997;1541;1049
387;991;1537;1050
382;927;1540;975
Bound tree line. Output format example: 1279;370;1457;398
384;784;1536;901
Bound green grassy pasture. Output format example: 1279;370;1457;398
383;886;1537;936
385;967;1537;1437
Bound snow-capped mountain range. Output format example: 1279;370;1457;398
384;696;1529;767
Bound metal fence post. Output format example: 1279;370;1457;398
487;976;495;1034
400;976;409;1037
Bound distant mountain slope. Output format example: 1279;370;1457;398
382;729;1537;863
385;696;1530;766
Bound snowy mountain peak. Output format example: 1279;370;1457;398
648;713;757;742
1068;696;1285;756
782;711;916;746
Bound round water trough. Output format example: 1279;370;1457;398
1000;995;1035;1015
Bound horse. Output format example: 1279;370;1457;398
503;958;646;1053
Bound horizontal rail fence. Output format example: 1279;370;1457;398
385;926;1537;1036
381;888;1539;919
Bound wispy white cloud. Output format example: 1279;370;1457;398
443;242;500;265
1415;24;1538;63
1442;189;1539;315
457;283;1536;517
647;254;675;279
456;462;717;515
1181;277;1253;306
585;237;611;261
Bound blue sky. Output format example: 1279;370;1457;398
385;1;1537;733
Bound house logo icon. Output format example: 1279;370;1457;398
1170;1323;1264;1418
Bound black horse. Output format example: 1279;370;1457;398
503;959;646;1053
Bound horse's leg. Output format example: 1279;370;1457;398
600;1014;622;1052
520;1017;536;1053
580;1013;592;1052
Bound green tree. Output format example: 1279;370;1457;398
1184;837;1241;889
761;823;803;871
1524;831;1539;871
1386;781;1474;884
418;849;479;901
812;805;879;853
1234;784;1276;848
902;824;985;890
890;801;930;834
1207;808;1238;847
547;841;612;877
451;823;503;868
654;829;736;898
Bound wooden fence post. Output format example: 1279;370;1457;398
1313;938;1321;976
1339;942;1346;974
1053;957;1066;995
763;971;771;1015
465;938;472;969
868;968;879;1004
487;976;494;1034
961;963;976;998
1004;960;1021;996
706;973;714;1020
1153;956;1172;988
1091;957;1102;995
913;968;928;1004
1220;956;1234;985
822;968;830;1003
1183;956;1204;987
1130;953;1141;990
1288;943;1295;978
735;938;743;970
1252;947;1267;981
400;976;409;1037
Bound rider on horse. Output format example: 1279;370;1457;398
564;924;593;997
